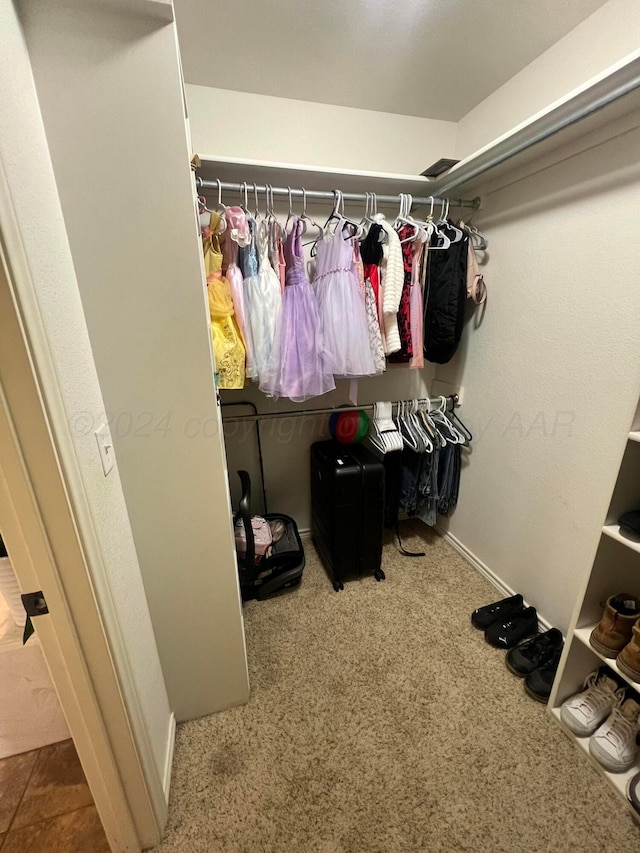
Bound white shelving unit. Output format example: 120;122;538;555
549;396;640;817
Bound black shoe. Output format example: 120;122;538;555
485;605;538;649
471;594;523;630
628;769;640;816
506;628;564;676
523;645;564;703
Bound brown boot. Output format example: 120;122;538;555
618;620;640;681
589;594;640;658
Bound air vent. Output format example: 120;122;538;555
421;159;460;179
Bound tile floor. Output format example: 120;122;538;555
0;739;109;852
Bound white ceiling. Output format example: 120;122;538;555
174;0;608;121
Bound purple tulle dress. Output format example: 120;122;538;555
314;219;377;377
259;217;335;402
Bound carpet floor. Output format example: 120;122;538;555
154;523;639;852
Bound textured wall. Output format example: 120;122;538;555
2;0;171;789
19;1;249;721
186;84;458;174
437;122;640;633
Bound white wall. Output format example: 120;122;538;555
186;84;458;174
437;121;640;633
456;0;640;160
19;1;249;721
1;0;171;813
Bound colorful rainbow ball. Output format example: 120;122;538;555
329;410;370;444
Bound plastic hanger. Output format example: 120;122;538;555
448;408;473;446
299;188;323;245
440;199;464;243
394;194;422;244
408;399;433;453
460;219;488;251
431;397;463;445
397;400;421;452
285;186;297;234
252;183;261;223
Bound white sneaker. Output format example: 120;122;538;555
560;670;625;736
589;697;640;773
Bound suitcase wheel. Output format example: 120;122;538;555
332;579;344;592
374;568;386;582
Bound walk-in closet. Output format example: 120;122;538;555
2;1;640;851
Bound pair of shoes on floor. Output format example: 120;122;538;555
561;667;640;773
471;593;538;649
589;594;640;681
506;628;564;702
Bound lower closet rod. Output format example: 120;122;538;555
197;179;479;211
221;395;459;424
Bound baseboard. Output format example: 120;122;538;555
299;528;312;542
162;713;176;802
436;528;552;633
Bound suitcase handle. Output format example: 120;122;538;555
235;470;255;570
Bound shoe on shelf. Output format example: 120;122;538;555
617;620;640;682
485;606;538;649
560;668;626;736
627;769;640;816
523;645;564;703
589;594;640;658
506;628;564;677
589;696;640;773
471;593;523;630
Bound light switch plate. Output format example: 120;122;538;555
94;423;115;476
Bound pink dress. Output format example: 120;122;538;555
409;239;425;369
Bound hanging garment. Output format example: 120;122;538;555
361;222;386;352
244;220;282;380
222;210;256;379
409;238;425;370
373;213;404;355
423;227;469;364
202;213;246;389
314;219;377;378
465;237;487;304
387;224;415;364
259;217;335;402
364;277;386;374
269;222;286;295
352;239;366;297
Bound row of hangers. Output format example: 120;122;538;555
368;397;472;456
197;179;488;252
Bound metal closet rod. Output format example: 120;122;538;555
197;179;480;210
221;394;459;424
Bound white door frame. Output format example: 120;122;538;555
0;233;161;850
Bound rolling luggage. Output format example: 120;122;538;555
310;440;385;591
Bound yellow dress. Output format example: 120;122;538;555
202;214;245;389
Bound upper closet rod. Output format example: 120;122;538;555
196;179;479;210
221;395;459;424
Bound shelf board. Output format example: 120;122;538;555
549;706;639;806
602;524;640;555
629;431;640;444
574;626;640;695
195;155;445;202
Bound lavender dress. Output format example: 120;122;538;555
314;219;377;377
259;217;335;402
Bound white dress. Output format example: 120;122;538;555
244;220;282;381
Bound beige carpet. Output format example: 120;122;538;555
154;524;639;852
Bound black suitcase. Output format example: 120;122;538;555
310;440;385;591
